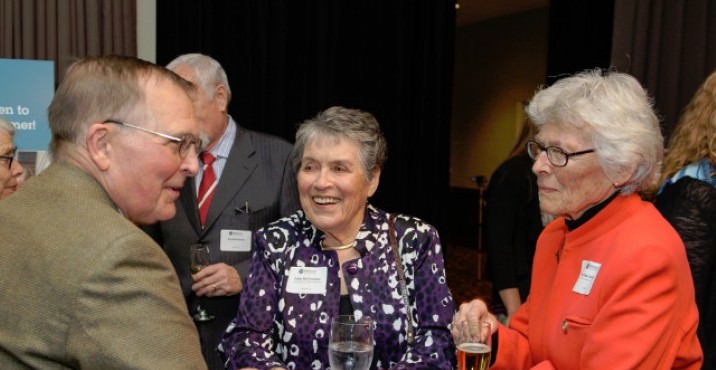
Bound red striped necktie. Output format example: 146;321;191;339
197;152;217;227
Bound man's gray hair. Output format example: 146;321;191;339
167;53;232;103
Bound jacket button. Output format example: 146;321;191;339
346;263;359;274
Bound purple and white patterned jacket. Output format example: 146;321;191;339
219;204;455;369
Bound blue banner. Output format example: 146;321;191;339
0;58;54;151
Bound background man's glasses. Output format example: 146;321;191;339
526;140;595;167
0;147;16;169
104;119;201;158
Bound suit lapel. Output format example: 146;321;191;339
180;177;202;234
202;126;257;232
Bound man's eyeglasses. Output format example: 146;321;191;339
526;140;595;167
104;119;201;158
0;147;16;169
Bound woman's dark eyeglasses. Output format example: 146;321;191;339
0;147;16;169
104;119;201;158
526;140;595;167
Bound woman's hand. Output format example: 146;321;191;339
452;299;499;341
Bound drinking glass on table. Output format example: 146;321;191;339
328;315;374;370
190;243;214;322
456;320;492;370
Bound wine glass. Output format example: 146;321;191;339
190;243;214;322
328;315;374;370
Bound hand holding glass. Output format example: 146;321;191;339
456;320;492;370
328;315;374;370
190;243;214;322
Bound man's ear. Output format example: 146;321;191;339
214;84;229;113
85;122;112;171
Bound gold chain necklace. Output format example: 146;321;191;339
320;239;355;251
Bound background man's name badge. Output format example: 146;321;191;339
220;229;252;252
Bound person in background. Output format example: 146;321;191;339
0;56;206;369
0;116;25;199
142;53;299;370
219;106;455;369
453;69;703;369
484;118;545;325
654;69;716;369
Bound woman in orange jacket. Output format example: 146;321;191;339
453;69;703;369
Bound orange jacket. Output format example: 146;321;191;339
493;194;702;369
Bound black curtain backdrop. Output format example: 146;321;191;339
545;0;615;85
612;0;716;141
157;1;455;235
547;0;716;141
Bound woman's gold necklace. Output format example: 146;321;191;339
320;239;355;251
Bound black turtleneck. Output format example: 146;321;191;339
565;191;620;231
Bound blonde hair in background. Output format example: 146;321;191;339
660;70;716;184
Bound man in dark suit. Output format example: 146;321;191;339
144;53;300;370
0;56;206;369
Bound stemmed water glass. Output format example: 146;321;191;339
190;243;214;322
328;315;374;370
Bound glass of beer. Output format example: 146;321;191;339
456;319;492;370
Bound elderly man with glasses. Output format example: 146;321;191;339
0;56;207;369
141;53;300;370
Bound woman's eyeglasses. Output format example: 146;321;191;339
526;140;595;167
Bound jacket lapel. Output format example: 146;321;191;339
180;177;201;234
201;126;257;233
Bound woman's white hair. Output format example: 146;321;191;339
0;117;16;137
526;69;663;194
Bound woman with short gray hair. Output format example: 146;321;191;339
453;70;702;369
526;70;663;195
221;106;455;369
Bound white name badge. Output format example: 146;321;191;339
286;266;327;295
220;229;252;252
573;260;602;296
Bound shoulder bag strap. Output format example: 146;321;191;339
389;213;415;345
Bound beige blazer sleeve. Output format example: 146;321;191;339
65;232;207;370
